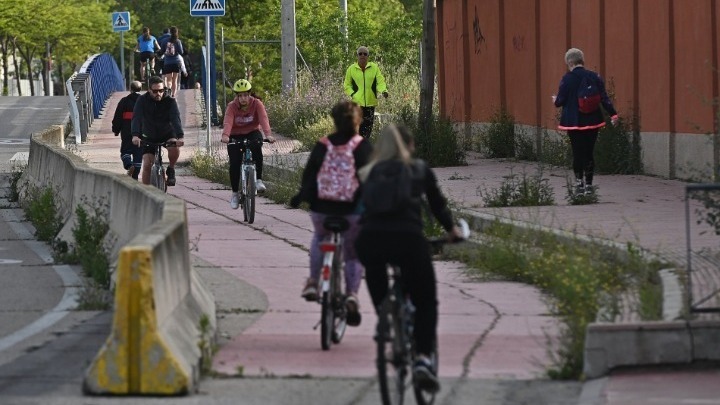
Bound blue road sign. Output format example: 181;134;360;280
190;0;225;17
112;12;130;32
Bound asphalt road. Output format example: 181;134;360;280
0;96;69;171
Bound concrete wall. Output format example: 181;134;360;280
20;126;216;395
438;0;720;180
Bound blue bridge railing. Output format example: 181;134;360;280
79;53;124;118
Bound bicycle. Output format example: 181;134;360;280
312;215;350;351
227;137;270;224
141;140;176;193
375;219;470;405
135;50;153;90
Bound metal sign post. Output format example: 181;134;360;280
190;0;225;151
112;12;131;89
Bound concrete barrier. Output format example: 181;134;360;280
20;126;216;395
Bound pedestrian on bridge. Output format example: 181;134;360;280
112;81;143;180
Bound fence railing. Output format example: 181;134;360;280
79;53;124;119
66;53;124;144
65;72;92;143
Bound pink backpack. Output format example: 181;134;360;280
316;135;364;202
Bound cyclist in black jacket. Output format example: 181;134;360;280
131;76;184;186
112;81;143;179
356;124;462;392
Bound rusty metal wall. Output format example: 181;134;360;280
438;0;718;141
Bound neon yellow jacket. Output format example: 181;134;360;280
343;62;388;107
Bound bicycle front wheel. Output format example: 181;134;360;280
376;297;409;405
150;164;166;192
244;166;256;223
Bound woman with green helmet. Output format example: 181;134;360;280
221;78;276;209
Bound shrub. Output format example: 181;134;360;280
72;197;113;289
480;169;555;207
23;186;63;242
8;166;25;202
596;115;643;174
478;109;515;158
540;131;572;168
397;105;466;167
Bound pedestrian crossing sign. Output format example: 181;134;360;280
112;12;130;32
190;0;225;17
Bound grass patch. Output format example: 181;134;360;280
445;222;665;379
480;169;555;207
190;150;230;187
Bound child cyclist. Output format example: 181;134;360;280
221;79;276;209
289;101;373;327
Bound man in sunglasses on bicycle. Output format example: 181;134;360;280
131;76;184;186
221;78;275;209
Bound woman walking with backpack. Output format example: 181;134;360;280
289;101;373;326
355;125;463;393
161;26;184;98
553;47;618;195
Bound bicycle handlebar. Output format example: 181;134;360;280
140;140;178;148
226;138;272;146
427;219;470;247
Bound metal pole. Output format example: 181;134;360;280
120;31;125;90
280;0;297;94
205;16;211;152
339;0;348;54
685;188;693;313
221;26;227;115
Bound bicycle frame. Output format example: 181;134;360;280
227;137;268;224
141;140;175;193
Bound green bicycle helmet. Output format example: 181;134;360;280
233;79;252;93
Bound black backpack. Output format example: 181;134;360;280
362;159;425;215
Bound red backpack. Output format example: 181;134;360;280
576;71;602;114
316;135;363;202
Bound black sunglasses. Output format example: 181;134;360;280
150;88;165;94
357;52;368;56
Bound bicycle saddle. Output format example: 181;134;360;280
323;216;350;233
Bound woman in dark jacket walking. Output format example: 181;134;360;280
554;47;618;195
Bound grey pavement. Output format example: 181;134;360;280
0;88;718;404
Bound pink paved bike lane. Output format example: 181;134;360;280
171;173;557;380
79;88;559;381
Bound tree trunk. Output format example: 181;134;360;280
40;41;51;96
1;36;9;96
17;45;36;96
12;38;21;96
58;59;66;96
418;0;436;138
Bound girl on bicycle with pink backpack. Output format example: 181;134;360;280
289;101;373;327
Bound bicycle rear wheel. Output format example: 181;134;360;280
331;252;347;344
244;166;256;223
376;297;409;405
320;290;334;350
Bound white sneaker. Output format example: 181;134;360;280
256;179;266;193
230;192;239;209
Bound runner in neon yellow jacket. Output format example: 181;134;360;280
344;46;389;138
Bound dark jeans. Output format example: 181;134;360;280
360;106;375;138
568;129;599;185
227;130;264;193
355;230;437;356
120;143;142;180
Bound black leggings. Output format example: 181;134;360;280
355;230;437;356
568;129;599;185
360;106;375;138
227;130;263;193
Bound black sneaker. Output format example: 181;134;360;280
584;184;595;196
413;356;440;393
166;167;176;186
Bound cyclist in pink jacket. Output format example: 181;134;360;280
221;79;275;209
